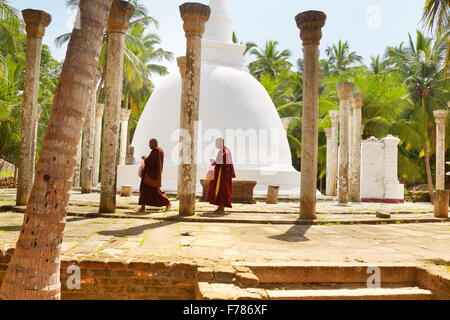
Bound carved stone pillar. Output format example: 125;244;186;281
327;110;339;196
177;56;187;199
178;3;211;216
337;82;354;204
296;10;327;219
325;128;333;196
93;104;104;187
349;93;364;202
81;69;101;193
100;0;134;213
16;9;51;205
119;108;131;165
433;110;448;190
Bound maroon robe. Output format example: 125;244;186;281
207;147;236;208
139;147;170;207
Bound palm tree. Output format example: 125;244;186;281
121;22;172;138
324;40;363;76
369;55;391;74
422;0;449;75
248;40;293;79
0;54;23;161
56;0;172;133
387;31;449;202
0;0;22;71
423;0;449;36
0;0;113;300
259;71;303;169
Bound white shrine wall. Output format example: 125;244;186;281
361;135;405;202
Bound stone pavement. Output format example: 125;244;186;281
0;189;449;267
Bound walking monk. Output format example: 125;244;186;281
139;139;172;213
207;138;236;214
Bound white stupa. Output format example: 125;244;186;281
118;0;302;193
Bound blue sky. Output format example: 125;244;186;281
10;0;425;84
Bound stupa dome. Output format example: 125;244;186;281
120;0;301;192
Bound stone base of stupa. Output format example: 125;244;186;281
116;164;322;196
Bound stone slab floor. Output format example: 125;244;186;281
0;189;449;267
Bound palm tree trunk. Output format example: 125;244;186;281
0;0;113;300
423;142;435;204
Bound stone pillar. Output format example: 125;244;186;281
93;104;104;187
73;136;82;188
16;10;51;206
178;3;211;216
434;190;449;218
296;11;327;219
99;0;134;213
337;82;355;204
349;93;364;202
81;69;101;193
126;145;136;165
31;105;42;168
433;110;448;190
325;128;333;196
177;56;187;199
327;110;339;196
119;109;131;165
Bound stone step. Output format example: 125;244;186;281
266;286;433;300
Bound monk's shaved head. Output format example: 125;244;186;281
149;138;158;149
215;137;224;149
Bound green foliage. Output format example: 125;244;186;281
56;0;172;144
248;40;293;80
323;40;363;76
244;27;449;187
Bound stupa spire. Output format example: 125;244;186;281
204;0;233;43
209;0;230;16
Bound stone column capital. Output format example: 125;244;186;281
179;3;211;37
337;82;355;100
351;92;364;109
295;11;327;46
177;56;187;78
107;0;135;34
329;110;340;121
96;104;105;118
22;9;52;38
324;128;332;139
433;110;449;124
120;108;131;121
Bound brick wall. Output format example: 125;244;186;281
0;249;197;300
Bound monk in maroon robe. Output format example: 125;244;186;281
207;138;236;213
139;139;171;212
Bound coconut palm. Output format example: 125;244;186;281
387;31;449;201
369;55;391;75
0;0;22;71
121;22;172;138
248;40;293;80
0;54;23;161
56;0;172;115
422;0;450;75
0;0;113;300
423;0;449;36
324;40;363;76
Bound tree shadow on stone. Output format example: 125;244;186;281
97;220;178;237
268;223;312;242
66;216;98;223
0;225;21;232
